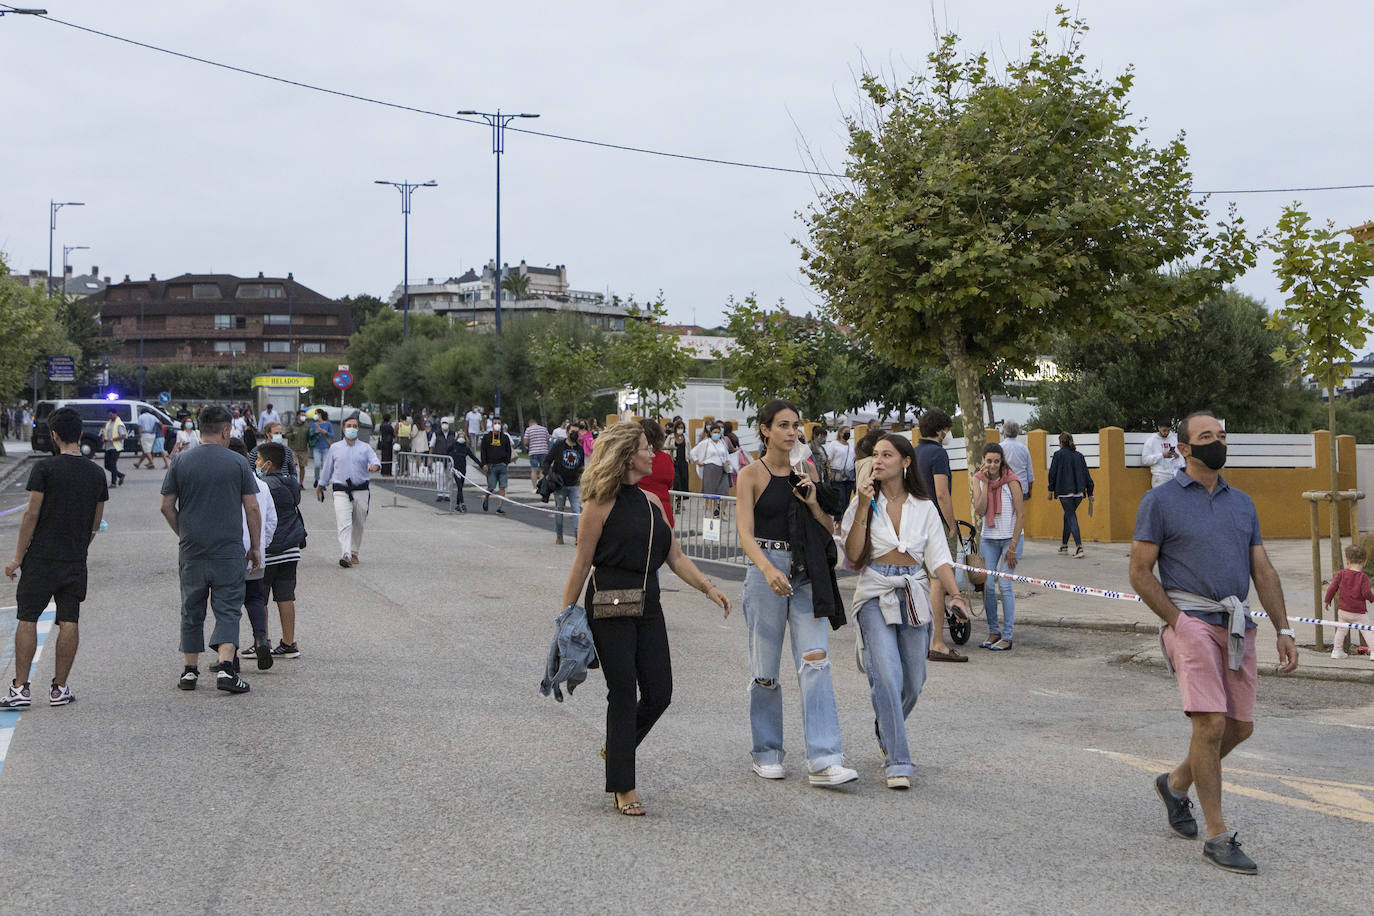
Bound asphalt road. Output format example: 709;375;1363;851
1;467;1372;915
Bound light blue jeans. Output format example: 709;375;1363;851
554;485;581;539
982;536;1016;640
857;562;932;778
742;548;844;771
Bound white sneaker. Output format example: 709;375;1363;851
1332;650;1348;659
751;762;785;780
808;764;859;787
886;775;911;790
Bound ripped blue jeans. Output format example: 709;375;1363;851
742;548;844;771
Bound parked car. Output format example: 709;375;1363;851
31;399;177;457
301;405;375;443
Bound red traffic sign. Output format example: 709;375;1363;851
332;370;353;390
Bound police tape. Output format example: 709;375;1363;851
950;562;1374;634
461;480;580;518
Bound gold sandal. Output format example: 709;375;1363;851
613;792;646;816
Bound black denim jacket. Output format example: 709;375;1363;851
786;481;847;630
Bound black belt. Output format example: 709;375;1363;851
755;537;790;551
332;480;370;501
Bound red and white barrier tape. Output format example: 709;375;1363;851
951;562;1374;633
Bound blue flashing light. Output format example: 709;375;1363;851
104;392;119;401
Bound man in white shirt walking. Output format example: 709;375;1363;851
259;403;280;430
825;426;856;522
465;404;484;442
1141;417;1185;489
315;415;381;568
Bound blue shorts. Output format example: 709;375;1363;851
485;463;509;490
529;453;547;469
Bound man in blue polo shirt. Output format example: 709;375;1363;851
1129;410;1298;876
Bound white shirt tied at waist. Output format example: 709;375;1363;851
840;493;953;626
1164;589;1250;671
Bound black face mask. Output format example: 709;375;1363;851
1188;440;1227;470
840;433;850;442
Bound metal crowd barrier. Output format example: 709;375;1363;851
391;451;458;511
669;490;746;567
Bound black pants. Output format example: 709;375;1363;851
1059;495;1083;547
588;612;673;793
104;448;124;484
831;478;855;521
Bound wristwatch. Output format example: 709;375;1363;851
1277;628;1295;637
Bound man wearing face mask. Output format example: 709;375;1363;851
248;421;297;480
1130;411;1298;876
478;419;515;513
316;415;381;568
430;419;457;502
285;410;311;485
690;424;733;496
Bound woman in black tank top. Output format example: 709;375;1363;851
734;400;856;786
558;421;730;817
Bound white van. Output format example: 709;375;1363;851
32;399;176;457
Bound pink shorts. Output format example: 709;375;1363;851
1161;613;1258;722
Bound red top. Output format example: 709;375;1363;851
638;450;676;528
1324;568;1374;614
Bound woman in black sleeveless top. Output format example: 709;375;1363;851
559;421;731;817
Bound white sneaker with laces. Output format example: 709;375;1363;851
1;681;31;709
751;762;785;780
808;764;859;787
1332;650;1348;659
49;683;75;706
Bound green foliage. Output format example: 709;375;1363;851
1032;289;1309;433
608;295;694;417
530;330;607;421
798;8;1255;473
500;272;531;301
338;293;391;330
0;256;55;400
719;295;849;420
820;334;956;422
1268;206;1374;391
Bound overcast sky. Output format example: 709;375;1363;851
3;1;1371;327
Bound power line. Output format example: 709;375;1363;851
7;5;1374;195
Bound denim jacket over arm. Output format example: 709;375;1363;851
540;603;598;702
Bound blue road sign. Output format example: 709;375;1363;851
158;391;171;404
47;355;76;382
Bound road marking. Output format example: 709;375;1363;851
0;604;56;777
1085;748;1374;825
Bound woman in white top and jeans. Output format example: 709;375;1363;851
970;443;1024;651
842;434;966;789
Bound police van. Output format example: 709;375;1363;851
30;399;176;457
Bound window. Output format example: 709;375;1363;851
263;314;291;325
213;341;246;354
263;341;290;353
299;342;325;354
192;283;222;299
213;314;243;330
237;284;285;299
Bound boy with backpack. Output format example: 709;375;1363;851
253;442;307;659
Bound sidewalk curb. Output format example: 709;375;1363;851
0;454;37;492
1017;615;1158;635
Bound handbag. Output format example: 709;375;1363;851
590;494;655;619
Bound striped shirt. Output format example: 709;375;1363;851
524;424;550;454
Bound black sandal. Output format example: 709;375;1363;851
979;633;1001;649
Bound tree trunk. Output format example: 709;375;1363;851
984;391;996;426
941;328;985;530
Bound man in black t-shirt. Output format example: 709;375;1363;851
542;421;586;544
4;407;108;709
914;408;969;663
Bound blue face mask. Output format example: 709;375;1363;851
711;432;722;442
344;427;359;441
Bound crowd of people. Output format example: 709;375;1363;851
0;395;1314;874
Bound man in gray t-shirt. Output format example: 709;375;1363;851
159;405;261;694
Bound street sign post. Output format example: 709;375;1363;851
157;391;171;404
332;369;353;410
47;355;76;383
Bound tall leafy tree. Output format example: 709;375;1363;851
531;330;606;422
1032;288;1309;433
1268;204;1374;629
798;8;1255;481
338;293;391;330
609;295;695;418
719;295;849;420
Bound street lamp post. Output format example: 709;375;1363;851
60;244;88;301
456;108;539;418
374;180;438;340
48;200;83;298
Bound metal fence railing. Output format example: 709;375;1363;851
670;490;745;567
391;451;457;511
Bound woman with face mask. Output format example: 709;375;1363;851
971;443;1025;651
671;423;690;494
1048;432;1095;560
173;419;200;455
689;425;733;497
247;421;297;480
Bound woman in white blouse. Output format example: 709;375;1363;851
970;443;1024;651
172;419;201;455
842;434;966;790
690;425;733;496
